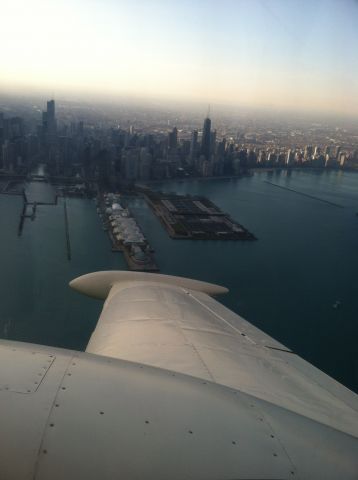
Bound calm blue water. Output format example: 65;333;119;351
0;184;125;350
0;170;357;392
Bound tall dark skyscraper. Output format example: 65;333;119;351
41;99;57;149
46;99;57;136
190;129;198;163
47;99;55;119
168;127;178;150
201;117;211;160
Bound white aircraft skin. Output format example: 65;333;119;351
0;271;357;479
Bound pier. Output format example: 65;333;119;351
17;203;27;236
143;190;256;240
0;180;25;196
264;181;344;208
17;201;38;236
98;193;159;272
63;199;72;261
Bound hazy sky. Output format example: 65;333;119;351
1;0;358;115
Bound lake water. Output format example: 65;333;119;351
0;169;357;392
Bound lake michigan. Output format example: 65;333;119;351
0;169;357;392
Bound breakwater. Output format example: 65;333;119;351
63;199;72;261
17;197;58;237
264;181;344;208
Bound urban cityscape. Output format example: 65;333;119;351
1;97;358;193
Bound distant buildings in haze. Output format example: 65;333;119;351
1;98;358;185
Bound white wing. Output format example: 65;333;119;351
0;270;356;479
71;271;358;439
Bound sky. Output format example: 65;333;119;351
1;0;358;115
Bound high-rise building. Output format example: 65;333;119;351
267;152;277;165
335;146;341;160
339;153;346;167
47;99;55;118
42;99;57;141
210;130;216;157
122;147;139;180
304;145;313;161
168;127;178;150
46;100;57;136
286;149;295;166
257;150;266;165
313;146;321;157
189;130;198;164
139;147;152;180
2;141;15;171
201;117;211;160
247;149;256;167
9;117;24;138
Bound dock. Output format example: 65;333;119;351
98;194;159;272
17;201;38;236
143;190;256;241
17;203;27;236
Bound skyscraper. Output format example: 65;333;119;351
189;129;198;164
47;99;55;118
168;127;178;150
286;149;295;166
46;99;57;136
201;117;211;160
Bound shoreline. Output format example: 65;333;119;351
137;166;358;187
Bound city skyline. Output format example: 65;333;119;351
1;0;358;117
1;97;357;185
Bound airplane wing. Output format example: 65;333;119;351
71;270;358;440
0;270;356;479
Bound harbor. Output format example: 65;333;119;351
0;170;357;392
97;193;159;272
16;188;58;237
